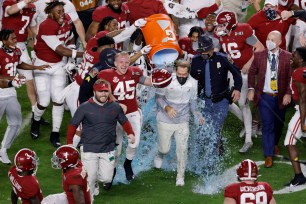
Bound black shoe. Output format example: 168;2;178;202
124;159;134;182
50;132;61;148
285;176;306;187
40;117;50;126
31;118;40;139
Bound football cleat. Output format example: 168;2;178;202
94;183;100;196
50;132;61;148
154;154;163;169
40;117;50;126
0;149;11;164
176;178;185;186
239;142;253;153
31;118;40;140
285;176;306;187
124;159;134;182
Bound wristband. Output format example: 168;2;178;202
17;1;27;10
8;80;13;87
71;49;77;59
67;44;76;49
291;10;294;17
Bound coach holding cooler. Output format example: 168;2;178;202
190;35;242;154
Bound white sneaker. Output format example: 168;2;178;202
0;149;11;164
176;178;185;186
93;182;99;196
239;142;253;153
154;154;163;169
239;128;246;138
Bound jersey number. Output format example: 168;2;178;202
20;16;30;35
222;42;241;59
240;192;267;204
5;62;18;76
113;80;135;100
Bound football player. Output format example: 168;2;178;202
8;148;43;204
2;0;38;114
283;47;306;186
86;0;130;41
0;29;48;164
30;1;83;148
215;10;265;153
223;159;276;204
97;52;153;182
43;145;91;204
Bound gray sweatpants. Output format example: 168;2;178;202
0;96;22;149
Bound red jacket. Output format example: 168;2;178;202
248;49;293;109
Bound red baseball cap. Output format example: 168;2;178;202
93;81;110;91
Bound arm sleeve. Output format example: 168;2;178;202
122;121;134;135
66;124;78;144
41;35;63;51
155;88;168;109
78;74;96;104
246;34;259;46
189;79;198;113
65;1;79;21
113;25;137;43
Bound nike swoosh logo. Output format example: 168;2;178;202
32;133;38;137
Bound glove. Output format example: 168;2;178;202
64;58;76;74
182;51;194;62
141;45;152;55
11;74;26;88
134;18;147;28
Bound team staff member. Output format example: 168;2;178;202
8;148;43;204
190;35;242;154
66;79;135;199
283;47;306;187
154;60;204;187
31;1;83;148
43;145;91;204
97;52;153;182
223;159;276;204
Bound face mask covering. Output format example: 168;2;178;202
177;77;188;85
201;53;210;60
266;40;276;51
265;8;277;20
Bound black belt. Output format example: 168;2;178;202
263;92;278;97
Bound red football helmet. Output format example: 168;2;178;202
214;10;237;36
51;145;79;169
237;159;258;181
14;148;39;173
151;68;172;88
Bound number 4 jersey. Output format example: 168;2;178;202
2;0;36;42
224;181;273;204
216;23;255;70
98;67;144;114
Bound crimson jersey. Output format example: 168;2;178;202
97;67;143;114
92;3;130;29
278;0;295;10
75;31;108;85
291;67;306;101
8;166;43;204
0;47;22;77
34;14;73;63
224;182;273;204
62;162;91;204
247;10;295;50
2;0;36;42
216;23;254;69
178;37;198;55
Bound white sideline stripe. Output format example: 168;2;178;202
19;112;32;134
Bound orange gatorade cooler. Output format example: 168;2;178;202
141;14;182;66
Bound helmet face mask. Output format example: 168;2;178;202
237;159;258;181
14;148;39;175
51;145;79;170
215;11;237;37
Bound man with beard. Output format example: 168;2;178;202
85;0;130;41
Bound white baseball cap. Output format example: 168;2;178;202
264;0;278;6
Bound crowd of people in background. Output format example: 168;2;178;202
0;0;306;203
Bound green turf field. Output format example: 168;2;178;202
1;3;306;204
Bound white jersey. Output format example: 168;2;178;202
34;0;79;25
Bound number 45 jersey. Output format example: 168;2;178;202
217;23;254;70
224;181;273;204
98;66;144;114
2;0;36;43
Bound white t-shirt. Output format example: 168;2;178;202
34;0;79;25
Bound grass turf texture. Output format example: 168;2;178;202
1;3;305;203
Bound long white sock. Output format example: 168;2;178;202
33;104;45;121
52;105;64;132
